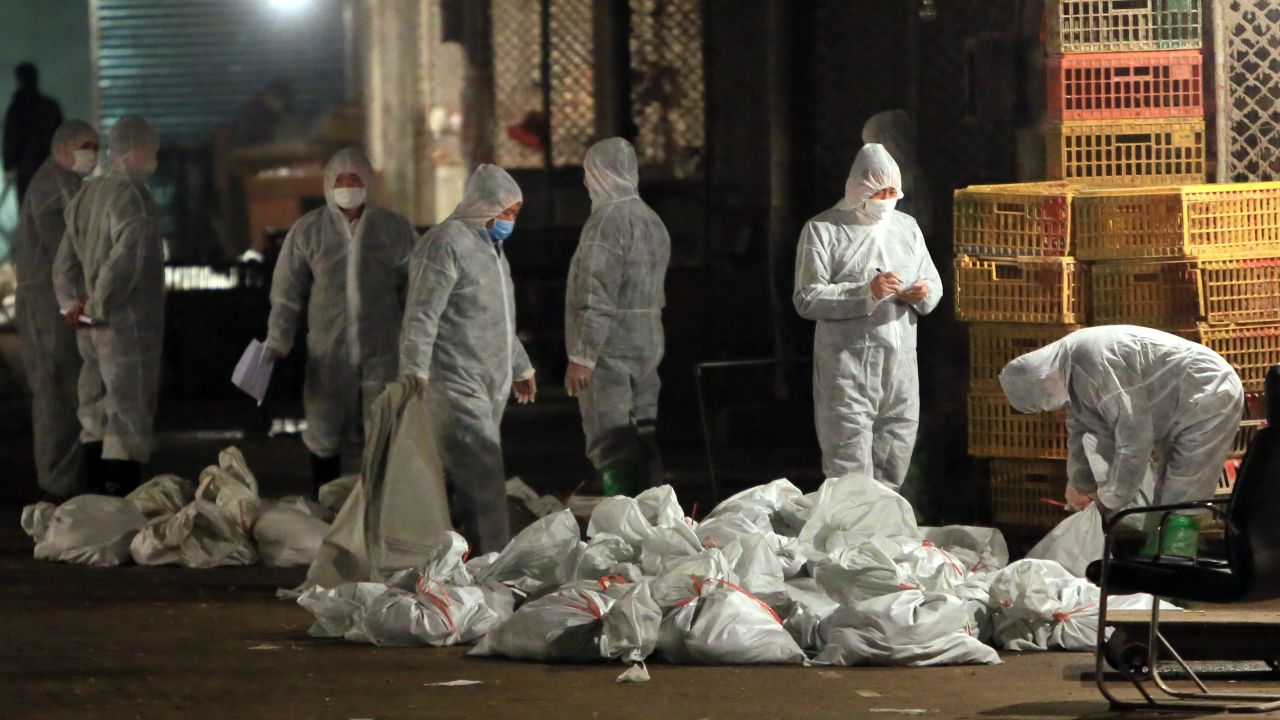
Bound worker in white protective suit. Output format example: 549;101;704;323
15;119;98;501
564;138;671;496
400;164;536;553
1000;325;1245;557
793;143;943;487
53;115;163;496
862;110;933;238
265;148;415;491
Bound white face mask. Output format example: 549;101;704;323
333;187;366;210
71;149;97;175
862;197;898;222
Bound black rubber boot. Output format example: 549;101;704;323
311;453;342;496
83;442;105;495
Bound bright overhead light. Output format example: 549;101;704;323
269;0;310;11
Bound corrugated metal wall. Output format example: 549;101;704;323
92;0;347;142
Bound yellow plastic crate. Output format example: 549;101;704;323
1047;119;1205;185
1045;0;1202;55
953;182;1077;257
989;459;1069;529
1092;258;1280;327
1074;182;1280;260
1192;324;1280;393
955;256;1088;324
969;323;1083;391
968;392;1069;460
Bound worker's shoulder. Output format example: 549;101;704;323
288;206;331;234
25;161;77;206
803;204;855;226
887;209;922;233
415;219;478;256
368;205;413;230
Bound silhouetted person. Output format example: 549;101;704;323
3;63;64;203
227;79;296;149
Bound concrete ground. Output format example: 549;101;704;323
0;514;1122;720
1;355;1277;718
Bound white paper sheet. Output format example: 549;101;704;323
232;339;275;405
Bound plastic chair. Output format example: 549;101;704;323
1088;365;1280;713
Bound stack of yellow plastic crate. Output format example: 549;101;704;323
953;182;1085;531
950;0;1280;532
1043;0;1206;185
1081;182;1280;494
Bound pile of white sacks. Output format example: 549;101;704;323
20;448;347;569
296;477;1169;672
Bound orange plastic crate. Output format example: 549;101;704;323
1192;324;1280;393
953;182;1077;257
1045;0;1202;55
1091;258;1280;327
969;392;1069;460
1074;182;1280;261
1047;50;1203;121
955;256;1088;324
1047;119;1205;185
989;459;1069;528
969;323;1083;391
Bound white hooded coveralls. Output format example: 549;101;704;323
400;164;533;553
1000;325;1244;511
16;119;96;495
53;116;164;463
565;138;671;472
266;148;415;460
793;143;943;487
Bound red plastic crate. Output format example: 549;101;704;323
1047;50;1203;121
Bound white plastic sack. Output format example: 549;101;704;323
557;533;642;585
318;475;359;515
385;532;474;590
657;580;805;665
587;497;656;548
923;526;1010;573
262;495;333;522
639;523;702;575
346;584;502;647
298;582;391;637
1026;505;1105;578
782;578;840;651
707;478;804;534
130;499;258;568
126;475;196;518
815;590;1000;666
600;582;661;665
895;541;968;595
813;537;918;605
33;495;146;566
650;548;739;608
21;501;56;542
254;505;330;567
194;447;261;529
695;509;771;549
726;533;786;603
987;559;1087;651
479;509;581;595
470;587;615;662
302;384;454;591
798;476;919;556
634;485;684;528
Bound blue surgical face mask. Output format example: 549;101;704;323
489;218;516;243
